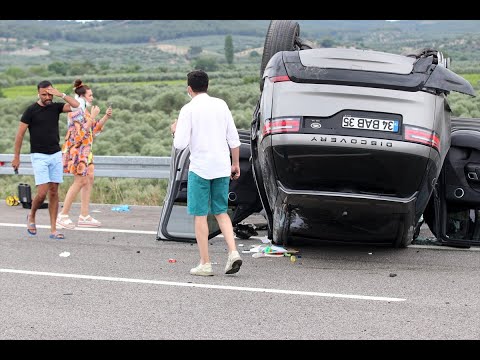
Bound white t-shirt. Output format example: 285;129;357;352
173;93;241;180
71;96;86;112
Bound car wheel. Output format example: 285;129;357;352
260;20;300;91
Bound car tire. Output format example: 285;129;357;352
260;20;300;91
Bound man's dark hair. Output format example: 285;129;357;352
187;70;209;93
37;80;52;90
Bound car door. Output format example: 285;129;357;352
157;129;263;242
423;117;480;247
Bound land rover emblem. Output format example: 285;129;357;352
310;122;322;129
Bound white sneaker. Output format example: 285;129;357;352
56;214;76;230
78;215;101;228
225;250;242;274
190;262;214;276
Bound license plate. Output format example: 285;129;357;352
342;116;399;133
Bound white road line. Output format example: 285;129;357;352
0;268;406;302
408;244;480;251
0;222;156;235
0;222;232;238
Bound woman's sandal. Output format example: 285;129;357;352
49;232;65;240
56;213;76;230
26;214;37;236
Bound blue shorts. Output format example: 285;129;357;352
31;151;64;186
187;171;230;216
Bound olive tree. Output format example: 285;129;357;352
224;35;234;65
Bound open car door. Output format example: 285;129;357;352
423;117;480;247
157;129;263;242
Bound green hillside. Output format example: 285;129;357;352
2;20;480;76
2;19;480;205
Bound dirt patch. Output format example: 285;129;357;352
151;44;188;55
236;47;263;57
10;47;50;56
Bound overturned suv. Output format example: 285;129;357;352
250;20;475;248
158;20;475;248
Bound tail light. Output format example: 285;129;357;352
263;118;301;136
271;75;290;83
404;125;440;152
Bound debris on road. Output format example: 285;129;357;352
111;205;130;212
234;223;258;239
247;243;299;259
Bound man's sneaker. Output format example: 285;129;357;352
225;250;242;274
56;214;76;230
77;215;101;228
190;262;214;276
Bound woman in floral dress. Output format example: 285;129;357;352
56;79;112;229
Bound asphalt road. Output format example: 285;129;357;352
0;202;479;340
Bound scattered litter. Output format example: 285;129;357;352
59;251;70;257
136;251;140;253
260;236;271;244
250;244;297;254
91;210;101;213
241;250;251;254
5;195;20;206
168;258;176;263
211;262;218;265
234;223;258;239
252;252;284;258
247;243;299;258
238;244;244;247
290;255;296;263
389;273;397;277
111;205;130;212
368;252;373;255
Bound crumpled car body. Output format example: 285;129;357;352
250;47;474;247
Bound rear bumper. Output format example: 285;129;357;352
270;134;436;198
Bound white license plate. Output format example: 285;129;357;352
342;116;399;133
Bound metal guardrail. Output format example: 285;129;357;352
0;154;171;179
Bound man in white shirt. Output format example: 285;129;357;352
171;70;243;276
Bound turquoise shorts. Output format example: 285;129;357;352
187;171;230;216
31;151;64;186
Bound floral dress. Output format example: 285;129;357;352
62;106;103;176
